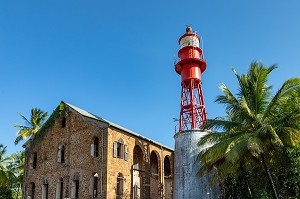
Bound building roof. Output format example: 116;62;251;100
64;102;174;151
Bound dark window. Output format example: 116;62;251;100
58;145;65;163
62;117;66;128
46;184;48;199
33;153;37;169
43;183;48;199
117;142;123;158
116;173;124;198
93;174;98;198
75;180;79;198
61;146;65;163
94;138;99;157
164;156;171;177
133;146;143;170
150;151;159;177
113;138;124;159
59;178;63;199
31;183;35;199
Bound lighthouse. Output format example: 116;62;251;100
173;26;217;199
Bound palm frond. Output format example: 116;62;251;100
264;78;300;121
17;112;31;126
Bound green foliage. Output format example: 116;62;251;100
1;103;67;198
198;62;300;198
14;102;67;146
7;151;25;198
280;144;300;197
0;144;24;199
0;187;13;199
14;108;48;145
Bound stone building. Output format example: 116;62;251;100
23;101;173;199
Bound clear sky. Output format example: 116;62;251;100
1;1;300;155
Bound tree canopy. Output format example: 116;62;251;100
14;108;48;145
198;62;300;198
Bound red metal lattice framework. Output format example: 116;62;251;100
179;79;207;131
175;26;207;132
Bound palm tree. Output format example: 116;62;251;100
14;108;48;145
0;145;14;189
0;144;8;186
7;151;25;199
198;62;300;198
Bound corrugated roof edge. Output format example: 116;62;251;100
64;102;174;151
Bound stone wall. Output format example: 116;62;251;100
24;104;173;199
106;126;173;199
24;110;108;199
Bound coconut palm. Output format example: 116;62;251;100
14;108;48;145
0;144;8;186
0;145;14;189
198;62;300;198
7;151;25;199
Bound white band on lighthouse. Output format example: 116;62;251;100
180;35;199;48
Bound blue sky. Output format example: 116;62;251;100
1;1;300;155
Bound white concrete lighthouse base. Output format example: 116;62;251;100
173;130;219;199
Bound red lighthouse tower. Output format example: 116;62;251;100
175;26;207;131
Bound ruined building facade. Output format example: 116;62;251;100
23;102;173;199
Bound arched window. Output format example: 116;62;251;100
58;145;65;163
164;156;172;198
116;173;124;198
150;151;159;177
132;145;143;199
56;178;63;199
31;182;35;199
150;152;160;199
113;138;127;160
133;145;143;170
90;173;98;198
164;156;171;178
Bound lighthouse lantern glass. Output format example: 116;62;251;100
180;36;199;49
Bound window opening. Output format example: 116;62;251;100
93;173;98;198
116;173;124;198
31;182;35;199
164;156;171;178
56;178;63;199
133;145;143;171
72;179;79;199
113;138;124;159
94;137;99;157
75;180;79;198
33;153;37;169
58;145;65;163
150;151;159;177
62;117;66;128
42;182;48;199
61;146;65;163
117;142;123;158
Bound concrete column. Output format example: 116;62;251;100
173;130;218;199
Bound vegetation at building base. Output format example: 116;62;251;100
198;61;300;199
0;145;24;199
